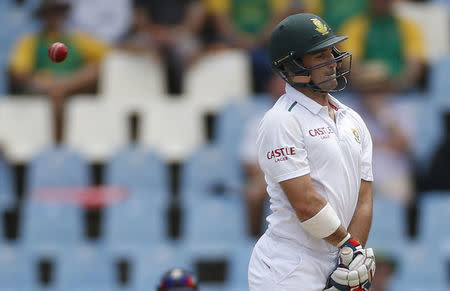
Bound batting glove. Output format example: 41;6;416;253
346;247;376;291
340;237;363;253
324;238;376;291
323;266;361;291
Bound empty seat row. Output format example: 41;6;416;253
100;50;252;115
1;143;449;245
16;192;249;252
24;145;169;202
368;193;450;248
0;92;269;164
0;241;253;290
1;229;448;290
0;144;251;246
0;96;206;163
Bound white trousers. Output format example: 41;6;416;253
248;232;338;291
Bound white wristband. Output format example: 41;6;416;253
300;203;341;239
337;233;351;248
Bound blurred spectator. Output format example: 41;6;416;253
203;0;299;92
157;268;198;290
239;74;284;237
7;0;109;142
339;0;425;93
335;0;422;205
203;0;289;49
66;0;133;44
349;92;414;205
371;251;398;291
424;112;450;191
134;0;206;94
116;1;156;54
303;0;369;32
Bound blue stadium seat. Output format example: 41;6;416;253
418;192;450;244
0;156;15;211
179;145;243;202
390;241;446;290
133;242;190;291
193;282;228;291
366;195;409;249
25;146;90;197
0;243;37;290
412;98;450;173
20;146;90;252
20;201;84;253
54;243;116;290
180;196;249;285
228;240;254;289
214;96;272;158
0;52;8;95
173;239;236;291
104;145;168;203
101;197;167;249
105;244;139;291
430;55;450;99
183;196;248;244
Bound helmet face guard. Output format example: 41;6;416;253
272;47;352;93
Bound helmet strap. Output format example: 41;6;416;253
293;75;348;93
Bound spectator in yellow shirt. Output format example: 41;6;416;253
303;0;369;32
8;0;109;142
204;0;292;49
338;0;425;93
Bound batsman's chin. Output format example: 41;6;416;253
320;78;338;91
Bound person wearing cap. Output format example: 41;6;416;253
248;13;376;290
157;268;198;291
8;0;109;142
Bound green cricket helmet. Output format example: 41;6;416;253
269;13;352;93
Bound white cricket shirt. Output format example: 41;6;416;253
257;84;373;253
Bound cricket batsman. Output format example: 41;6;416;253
248;13;376;291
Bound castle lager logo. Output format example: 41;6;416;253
267;147;296;162
308;126;334;139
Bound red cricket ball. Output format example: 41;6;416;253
48;42;68;63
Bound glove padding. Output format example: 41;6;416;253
323;266;361;291
347;248;376;290
324;239;376;291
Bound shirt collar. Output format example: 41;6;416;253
328;95;348;113
285;83;347;115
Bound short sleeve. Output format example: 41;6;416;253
270;0;290;15
8;34;37;75
359;119;373;181
338;15;368;61
398;18;425;62
257;110;310;183
72;31;110;63
203;0;230;14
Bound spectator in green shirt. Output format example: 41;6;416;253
339;0;425;93
8;0;109;141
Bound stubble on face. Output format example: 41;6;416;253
304;49;338;91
